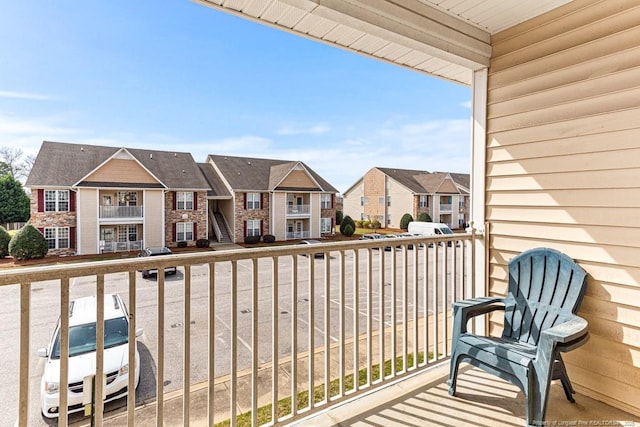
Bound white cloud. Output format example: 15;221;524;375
0;90;56;101
460;100;472;109
275;124;330;135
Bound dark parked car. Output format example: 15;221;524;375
138;247;177;278
299;239;325;258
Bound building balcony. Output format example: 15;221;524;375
99;205;144;219
286;205;310;216
100;240;143;253
2;231;637;426
439;203;452;212
285;230;311;239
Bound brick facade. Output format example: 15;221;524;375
164;191;208;247
29;190;77;256
234;192;270;243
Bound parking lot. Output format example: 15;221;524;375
0;244;467;426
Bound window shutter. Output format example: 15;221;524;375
38;227;44;235
172;223;177;242
260;220;263;236
193;192;197;210
38;189;44;212
244;193;248;210
331;218;335;228
70;191;76;212
70;227;76;249
173;192;177;210
193;222;197;240
331;194;335;209
244;221;247;237
260;193;264;209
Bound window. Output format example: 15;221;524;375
246;220;260;237
177;222;194;241
387;215;391;226
118;191;137;206
360;197;364;206
321;194;332;209
247;193;261;210
378;197;384;205
320;217;332;233
44;190;69;212
419;195;429;208
44;227;69;249
177;191;194;210
387;196;391;207
117;225;138;242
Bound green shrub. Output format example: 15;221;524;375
0;226;10;257
371;219;381;230
340;215;355;235
8;224;48;260
399;213;414;230
196;239;210;248
342;224;355;237
177;241;188;248
362;220;371;229
263;234;276;243
417;212;432;222
244;235;261;244
335;210;343;226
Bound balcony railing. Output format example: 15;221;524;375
286;230;311;239
286;205;310;215
1;230;480;427
99;205;143;218
101;240;143;253
439;203;452;212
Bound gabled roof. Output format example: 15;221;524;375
197;163;232;198
207;154;338;193
367;167;469;195
26;141;210;190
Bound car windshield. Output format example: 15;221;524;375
51;317;129;358
440;228;454;234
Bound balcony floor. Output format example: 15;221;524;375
99;362;639;427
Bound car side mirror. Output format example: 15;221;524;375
37;347;49;358
135;328;144;338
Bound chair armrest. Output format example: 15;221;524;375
452;297;505;334
541;315;588;344
537;315;589;357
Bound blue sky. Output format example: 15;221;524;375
0;0;471;192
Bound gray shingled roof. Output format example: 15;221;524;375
198;163;232;198
207;154;338;193
375;167;469;195
26;141;210;190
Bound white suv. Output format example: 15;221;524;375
38;294;142;418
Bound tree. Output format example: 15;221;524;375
335;210;343;226
340;215;356;235
399;213;414;230
0;147;34;181
0;175;30;223
8;223;48;260
417;212;432;222
0;226;10;257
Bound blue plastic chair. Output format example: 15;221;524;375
448;247;588;426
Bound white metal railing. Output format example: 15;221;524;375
99;205;144;218
286;231;311;240
286;205;310;215
101;240;143;253
1;230;480;427
439;203;452;212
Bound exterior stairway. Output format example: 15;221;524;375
212;210;232;243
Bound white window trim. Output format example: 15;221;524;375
45;227;70;249
177;222;194;241
45;190;69;212
247;193;261;210
177;191;194;210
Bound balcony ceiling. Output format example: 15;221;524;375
193;0;572;85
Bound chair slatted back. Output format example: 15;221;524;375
503;248;587;346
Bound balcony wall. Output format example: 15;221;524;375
486;0;640;416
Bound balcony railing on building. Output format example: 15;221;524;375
100;240;143;253
99;205;144;218
3;230;480;427
439;203;452;212
286;205;310;216
286;230;311;239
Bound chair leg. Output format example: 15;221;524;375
552;355;575;403
447;354;460;396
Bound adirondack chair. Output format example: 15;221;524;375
448;247;588;427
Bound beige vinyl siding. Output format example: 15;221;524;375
77;188;98;255
143;190;164;248
272;192;286;241
486;0;640;416
386;179;413;229
278;170;318;189
84;158;159;184
342;181;364;221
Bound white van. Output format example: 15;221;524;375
407;221;454;236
